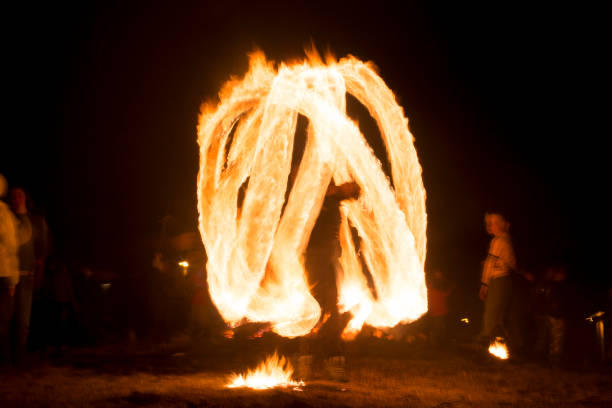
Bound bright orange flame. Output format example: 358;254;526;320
488;337;509;360
197;50;428;338
227;352;304;389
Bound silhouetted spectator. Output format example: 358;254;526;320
11;187;53;354
71;261;101;345
188;263;209;339
506;268;534;358
149;251;174;342
534;265;571;363
426;268;454;347
9;186;37;364
43;256;78;353
0;174;19;365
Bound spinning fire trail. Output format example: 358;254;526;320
197;50;428;347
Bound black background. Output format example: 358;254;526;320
2;2;606;288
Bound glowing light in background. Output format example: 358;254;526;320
197;49;427;339
178;260;189;276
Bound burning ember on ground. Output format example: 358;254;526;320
196;49;428;342
227;352;304;390
488;337;509;360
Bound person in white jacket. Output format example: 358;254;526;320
0;174;19;364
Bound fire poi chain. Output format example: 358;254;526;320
197;50;428;340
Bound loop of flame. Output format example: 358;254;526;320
197;50;428;339
227;352;303;389
488;337;509;360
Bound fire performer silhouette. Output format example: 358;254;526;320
299;179;360;381
197;51;429;387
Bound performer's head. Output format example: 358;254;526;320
485;212;509;236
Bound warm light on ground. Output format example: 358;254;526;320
488;337;509;360
227;352;304;390
197;49;427;339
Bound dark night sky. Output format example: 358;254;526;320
2;2;606;287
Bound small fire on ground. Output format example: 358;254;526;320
488;337;509;360
227;352;304;390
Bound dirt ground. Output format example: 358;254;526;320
1;336;611;408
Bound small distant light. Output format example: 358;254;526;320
101;283;111;291
460;317;469;324
178;260;190;276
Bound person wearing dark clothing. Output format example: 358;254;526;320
9;187;36;364
30;213;52;294
71;263;102;345
299;180;359;381
533;266;570;362
149;251;175;342
426;269;453;347
26;211;52;351
510;270;536;355
39;256;79;353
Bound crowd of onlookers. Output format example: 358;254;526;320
422;213;612;365
1;174;111;366
1;174;225;369
1;173;610;370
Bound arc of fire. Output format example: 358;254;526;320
197;51;427;338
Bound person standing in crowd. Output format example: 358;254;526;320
478;212;517;349
19;189;52;354
534;265;570;363
29;202;52;297
426;268;454;348
149;251;174;342
9;186;37;364
0;175;19;365
505;266;534;359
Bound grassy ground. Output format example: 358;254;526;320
1;335;610;407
